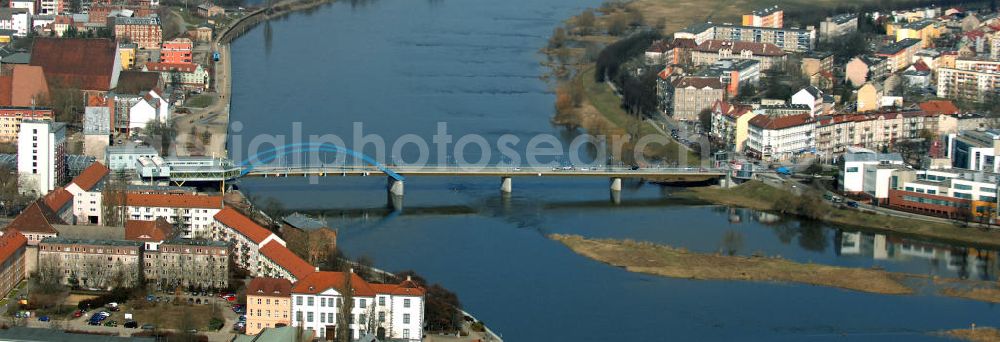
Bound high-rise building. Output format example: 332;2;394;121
17;120;66;196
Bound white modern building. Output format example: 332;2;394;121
947;129;1000;173
0;8;31;37
790;86;827;117
291;271;425;341
17;120;66;196
841;151;904;193
9;0;35;15
106;145;159;172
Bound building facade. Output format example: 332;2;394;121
126;192;223;238
671;77;724;121
936;58;1000;103
819;13;858;42
741;6;783;28
37;238;142;290
0;232;27;299
246;277;293;335
17;120;66;196
746;113;815;161
112;16;162;50
144;239;229;290
690;40;787;71
160;38;193;64
142;62;209;91
0;107;54;143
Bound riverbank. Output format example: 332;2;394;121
677;181;1000;248
550;234;913;295
942;327;1000;342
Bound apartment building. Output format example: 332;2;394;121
258;240;315;283
936;58;1000;103
126;192;223;238
888;19;941;48
17;120;66;195
0;107;54;143
246;278;293;335
819;13;858;42
0;231;27;299
670;76;724;121
676;22;815;52
37;238;142;290
746;113;815;161
840;152;905;193
4;202;62;246
710;101;757;152
66;162;110;225
211;207;286;277
693;59;760;97
691;40;787;71
112;16;162;50
290;271;425;341
144;239;229;290
0;8;31;36
160;37;193;64
815;111;943;157
742;6;783;28
875;38;922;71
800;51;834;80
142;62;210;91
125;218;174;251
845;55;890;87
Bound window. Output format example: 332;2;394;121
320;298;326;307
403;329;410;339
307;312;313;323
378;312;385;322
308;297;314;306
296;311;302;322
257;298;261;305
980;196;996;202
846;167;859;172
321;313;325;323
360;299;366;308
403;313;410;324
379;297;385;306
360;314;366;323
404;299;410;308
955;184;973;190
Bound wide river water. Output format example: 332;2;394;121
227;0;1000;340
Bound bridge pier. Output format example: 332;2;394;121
500;177;512;193
610;177;622;191
387;193;404;212
387;177;404;197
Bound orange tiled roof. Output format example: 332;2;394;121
4;202;63;234
126;193;223;209
919;100;959;115
144;62;199;73
291;271;376;297
260;240;315;281
370;279;426;296
10;65;49;107
41;187;73;212
695;39;786;57
70;162;109;191
213;207;272;244
0;231;27;265
124;218;173;242
248;277;292;297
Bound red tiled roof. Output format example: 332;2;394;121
0;231;27;265
126;193;223;209
71;162;109;191
4;202;63;234
694;39;786;57
29;38;117;91
115;71;161;94
144;62;198;73
0;75;12;106
213;207;272;244
713;100;753;119
260;240;315;281
125;218;173;242
748;113;813;130
370;279;426;296
248;277;293;297
647;39;672;53
42;187;73;212
672;38;698;49
911;60;931;72
291;271;376;297
919;100;959;115
10;65;48;107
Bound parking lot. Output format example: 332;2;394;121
23;292;243;341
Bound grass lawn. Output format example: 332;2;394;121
576;67;701;165
185;94;215;108
128;300;223;331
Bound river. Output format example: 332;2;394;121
227;0;1000;340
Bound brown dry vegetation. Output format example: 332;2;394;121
944;327;1000;342
550;234;913;295
941;286;1000;304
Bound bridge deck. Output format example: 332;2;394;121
243;166;726;178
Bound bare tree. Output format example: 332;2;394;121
336;273;355;342
101;171;129;227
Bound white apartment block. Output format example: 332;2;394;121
39;0;63;15
0;8;31;37
65;162;110;225
126;192;223;238
746;113;815;161
936;58;1000;103
291;271;425;341
211;207;286;276
841;152;904;193
17;120;66;196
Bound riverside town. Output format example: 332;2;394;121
0;0;999;340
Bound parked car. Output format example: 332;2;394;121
38;316;49;322
124;320;138;329
141;323;156;330
146;295;155;302
104;320;118;327
846;201;860;208
73;310;84;318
